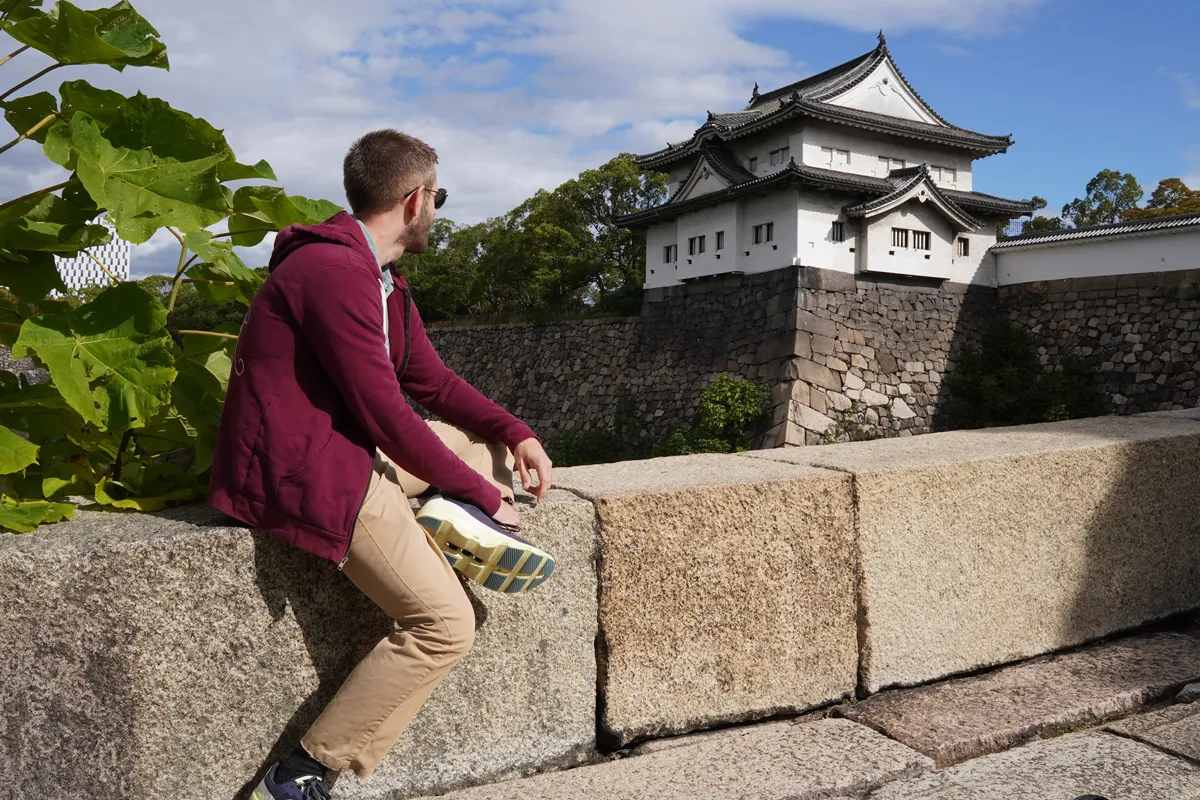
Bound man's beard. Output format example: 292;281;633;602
399;203;435;254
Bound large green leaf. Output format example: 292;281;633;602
41;80;127;168
0;252;69;301
0;495;74;533
183;231;263;305
0;91;57;143
4;0;168;70
173;338;231;472
65;113;227;243
0;293;25;348
12;281;175;431
0;1;44;15
37;438;100;497
95;463;198;511
0;425;38;474
227;185;341;246
0;190;107;265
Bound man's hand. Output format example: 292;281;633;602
514;438;553;504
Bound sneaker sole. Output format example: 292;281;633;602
416;498;555;594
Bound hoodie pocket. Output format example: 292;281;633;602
281;430;334;485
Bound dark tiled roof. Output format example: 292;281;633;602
615;147;1033;229
843;165;981;230
639;40;1010;170
991;211;1200;250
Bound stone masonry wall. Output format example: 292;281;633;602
1001;272;1200;415
768;268;999;446
426;268;800;445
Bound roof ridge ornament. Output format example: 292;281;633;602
878;29;887;49
751;82;760;102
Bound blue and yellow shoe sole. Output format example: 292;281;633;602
416;497;555;594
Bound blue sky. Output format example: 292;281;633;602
2;0;1197;275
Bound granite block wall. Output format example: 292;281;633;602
1000;272;1200;415
767;268;999;446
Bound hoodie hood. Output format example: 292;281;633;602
268;210;366;273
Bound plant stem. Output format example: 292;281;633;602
82;249;120;284
211;228;274;240
1;62;63;102
0;112;57;156
0;178;73;213
0;321;21;331
111;429;135;481
0;45;31;69
182;279;236;285
176;329;238;340
165;229;188;314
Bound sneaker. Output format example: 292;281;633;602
251;764;331;800
416;495;555;594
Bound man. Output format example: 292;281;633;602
207;130;554;799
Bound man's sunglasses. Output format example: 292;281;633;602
405;185;448;210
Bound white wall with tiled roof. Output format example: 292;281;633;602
800;122;974;191
996;227;1200;286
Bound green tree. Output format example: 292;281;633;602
1124;178;1200;219
1061;169;1143;227
1014;196;1067;236
0;0;339;531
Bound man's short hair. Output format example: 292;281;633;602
343;130;438;218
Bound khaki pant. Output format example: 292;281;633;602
301;422;515;779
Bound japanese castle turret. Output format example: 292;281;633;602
617;33;1035;289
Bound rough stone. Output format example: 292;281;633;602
1107;703;1200;762
790;358;841;392
746;415;1200;691
555;455;857;745
0;494;599;800
871;732;1200;800
844;372;866;392
417;719;932;800
797;404;835;434
891;398;917;419
861;388;889;407
839;633;1200;766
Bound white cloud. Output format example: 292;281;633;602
2;0;1047;278
933;43;971;57
1173;73;1200;110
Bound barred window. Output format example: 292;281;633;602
831;221;845;242
891;228;909;248
912;230;930;250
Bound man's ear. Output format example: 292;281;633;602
402;185;425;221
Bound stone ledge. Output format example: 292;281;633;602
0;491;598;800
745;414;1200;691
555;454;858;747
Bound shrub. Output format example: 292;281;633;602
945;321;1100;429
652;373;771;457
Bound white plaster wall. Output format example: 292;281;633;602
860;201;959;281
739;190;799;275
799;122;974;191
676;202;739;283
826;59;941;125
728;129;796;178
796;192;857;274
677;165;730;201
995;230;1200;286
666;162;695;200
644;221;679;289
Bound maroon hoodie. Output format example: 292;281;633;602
207;211;536;566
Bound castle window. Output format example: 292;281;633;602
698;235;706;254
748;157;758;172
754;222;775;244
912;230;931;250
957;238;970;257
831;221;845;242
663;244;677;263
716;231;725;250
769;147;790;166
891;228;909;248
879;156;907;173
821;147;851;167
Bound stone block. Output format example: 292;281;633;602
861;388;889;407
871;732;1200;800
1107;702;1200;762
839;633;1200;766
797;403;835;434
797;309;838;340
417;719;932;800
787;358;841;392
0;494;598;800
746;415;1200;692
555;455;857;745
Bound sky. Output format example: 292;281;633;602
1;0;1198;277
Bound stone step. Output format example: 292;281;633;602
869;732;1200;800
1107;700;1200;762
414;719;932;800
839;632;1200;766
